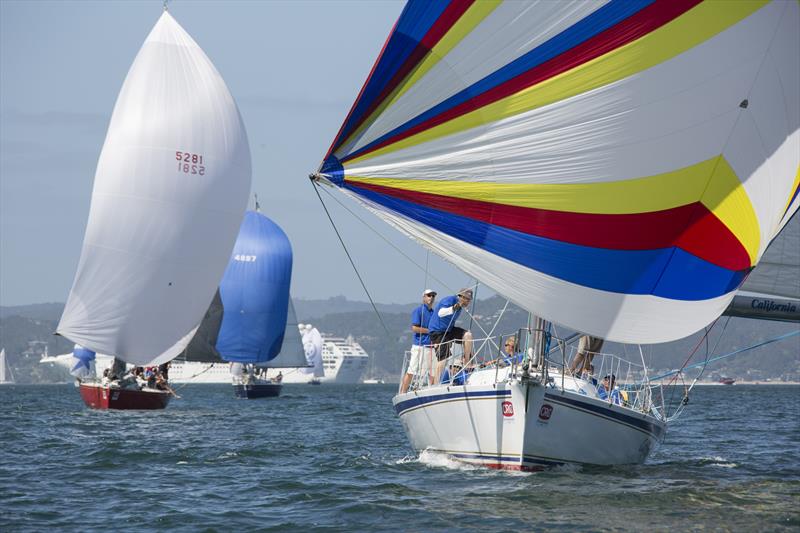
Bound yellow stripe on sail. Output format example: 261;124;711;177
699;157;760;265
389;1;500;106
347;154;761;263
348;0;767;165
336;1;499;157
348;157;715;214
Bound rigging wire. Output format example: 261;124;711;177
316;184;499;345
317;184;456;293
650;328;800;382
309;178;392;338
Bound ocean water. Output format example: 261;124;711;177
0;383;797;532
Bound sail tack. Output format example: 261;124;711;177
57;12;252;364
319;0;800;343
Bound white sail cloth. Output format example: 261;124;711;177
57;12;251;365
300;325;324;377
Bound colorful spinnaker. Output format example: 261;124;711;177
216;211;294;364
57;11;252;364
317;0;800;344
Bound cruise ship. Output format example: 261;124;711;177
169;333;369;384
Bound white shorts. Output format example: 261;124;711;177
408;345;434;376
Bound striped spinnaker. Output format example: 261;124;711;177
318;0;800;344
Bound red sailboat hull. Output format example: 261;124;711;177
78;383;171;410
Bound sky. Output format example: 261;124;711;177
0;0;480;307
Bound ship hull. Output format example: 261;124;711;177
233;383;282;398
393;379;665;470
78;382;171;410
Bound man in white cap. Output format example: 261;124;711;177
400;289;437;393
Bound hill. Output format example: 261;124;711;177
1;296;797;384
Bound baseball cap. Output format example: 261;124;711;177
458;288;474;299
423;289;437;296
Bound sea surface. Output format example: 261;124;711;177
0;383;798;532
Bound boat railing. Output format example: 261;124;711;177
399;332;659;415
546;344;655;414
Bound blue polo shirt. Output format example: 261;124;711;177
411;304;434;346
428;295;462;333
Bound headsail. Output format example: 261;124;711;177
317;0;800;344
216;211;293;364
57;11;251;364
174;290;225;363
258;299;312;368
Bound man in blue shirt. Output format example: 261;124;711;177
401;289;436;393
429;288;474;382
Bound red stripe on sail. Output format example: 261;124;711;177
348;179;751;271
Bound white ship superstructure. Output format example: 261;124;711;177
169;333;369;384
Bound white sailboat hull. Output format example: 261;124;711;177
393;380;665;469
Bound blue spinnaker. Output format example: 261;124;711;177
216;211;293;363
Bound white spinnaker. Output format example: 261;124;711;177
301;326;325;377
57;12;251;365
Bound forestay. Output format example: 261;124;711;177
57;11;251;364
317;0;800;344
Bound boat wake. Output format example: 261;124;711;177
699;456;738;468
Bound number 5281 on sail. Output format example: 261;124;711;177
175;151;205;175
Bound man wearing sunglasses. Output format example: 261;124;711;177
428;288;474;382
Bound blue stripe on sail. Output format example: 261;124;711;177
340;0;653;161
347;184;747;301
333;0;451;152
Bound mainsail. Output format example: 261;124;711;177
725;212;799;322
316;0;800;344
0;349;13;384
174;291;225;363
57;11;251;364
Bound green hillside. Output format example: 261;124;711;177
2;296;797;384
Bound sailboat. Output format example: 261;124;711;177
312;0;799;468
217;210;300;399
0;349;14;385
56;7;252;410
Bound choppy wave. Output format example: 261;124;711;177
0;384;797;532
